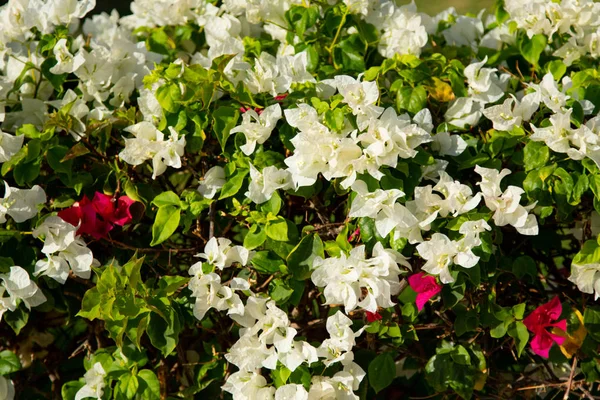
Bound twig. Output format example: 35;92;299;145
208;202;216;239
516;380;585;392
563;356;577;400
578;384;596;400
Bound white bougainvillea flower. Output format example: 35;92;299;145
74;362;106;400
0;183;46;224
530;110;573;154
231;104;282;155
35;238;93;284
416;233;458;284
151;127;186;179
33;216;77;254
431;131;468;156
0;266;46;311
444;97;482;128
194;237;250;270
119;121;164;166
334;75;383;130
275;384;309;400
475;166;538;235
222;371;275;400
50;38;85;75
0;130;24;163
197;166;226;199
246;164;293;204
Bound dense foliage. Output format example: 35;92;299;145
2;0;600;398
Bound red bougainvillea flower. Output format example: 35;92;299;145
523;297;567;358
58;192;136;239
274;93;288;101
366;311;382;323
408;272;442;311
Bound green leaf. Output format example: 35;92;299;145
150;205;181;246
244;224;267;250
454;304;479;337
212;106;240;151
333;34;365;72
41;58;67;91
152;191;181;207
368;353;396;393
250;251;283;274
266;217;289;241
287;233;324;280
156;82;181;114
138;370;161;400
61;381;84;400
219;168;249;200
286;5;320;38
546;60;567;81
512;256;537;280
271;365;292;388
396;85;427;114
118;373;140;400
4;303;29;335
518;33;547;66
0;350;21;375
507;321;529;357
146;299;182;356
78;287;101;320
583;306;600;342
523;141;549;171
268;278;294;304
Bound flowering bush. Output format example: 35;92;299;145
3;0;600;398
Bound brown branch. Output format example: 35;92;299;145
563;356;577;400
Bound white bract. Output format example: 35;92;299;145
231;104;282;155
311;243;410;313
197;166;226;199
74;362;106;400
0;266;46;320
475;166;539;235
119;122;185;179
0;183;46;224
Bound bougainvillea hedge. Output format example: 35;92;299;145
1;0;600;399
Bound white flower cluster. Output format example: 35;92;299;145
505;0;600;64
279;76;432;191
231;104;282;156
190;238;366;399
311;243;409;313
346;163;538;284
119;122;186;180
223;309;365;400
416;221;490;284
0;266;46;322
32;216;94;284
364;1;428;58
0;0;161;151
475;166;539;236
445;57;511;129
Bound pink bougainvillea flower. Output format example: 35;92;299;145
366;311;382;323
408;272;442;311
112;196;136;226
274;93;288;101
58;192;136;239
523;296;567;358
